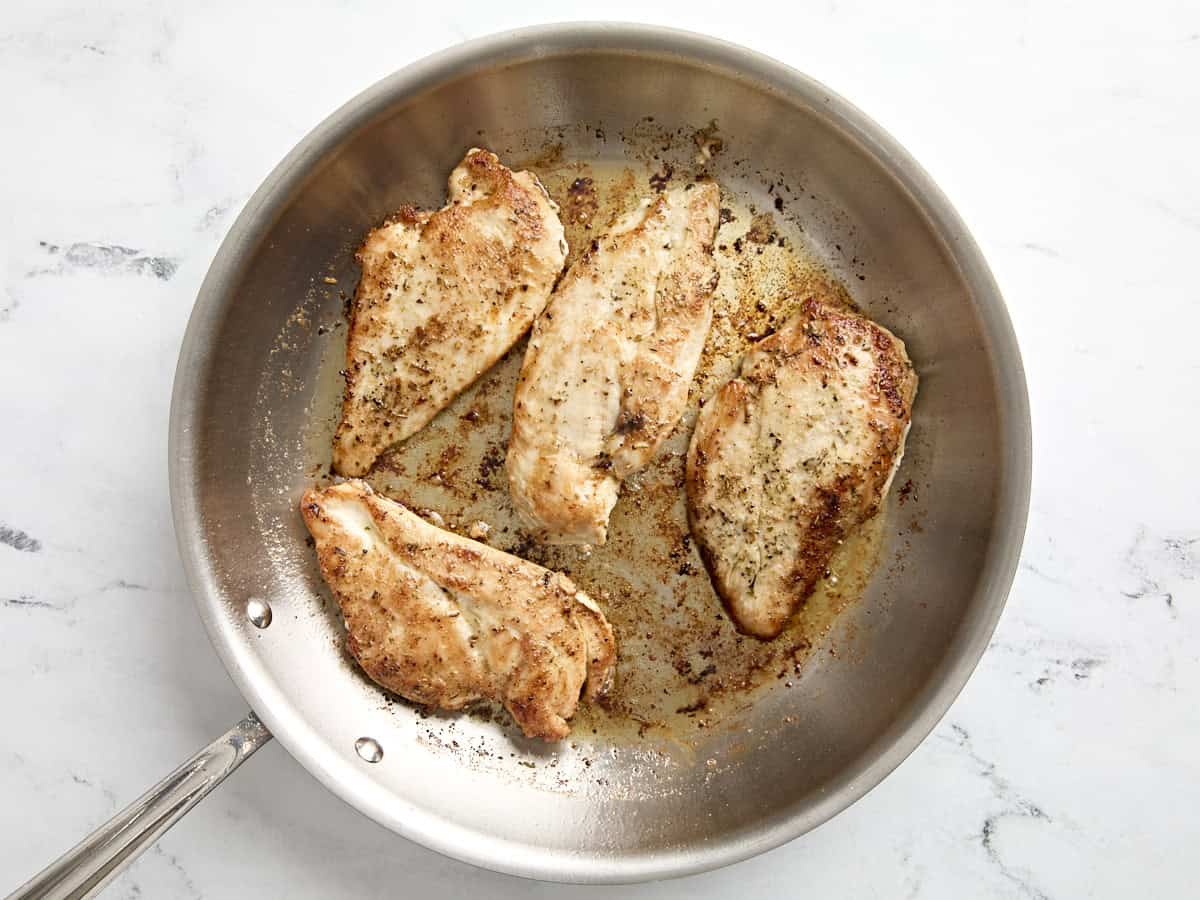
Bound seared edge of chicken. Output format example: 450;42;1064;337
332;149;567;477
507;182;721;546
300;480;616;740
686;296;918;640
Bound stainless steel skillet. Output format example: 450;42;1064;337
10;22;1031;896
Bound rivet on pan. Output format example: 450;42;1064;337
246;598;273;629
355;737;383;763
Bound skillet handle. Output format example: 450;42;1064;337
6;712;271;900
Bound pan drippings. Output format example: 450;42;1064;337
301;143;888;744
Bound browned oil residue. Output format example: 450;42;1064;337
304;145;888;746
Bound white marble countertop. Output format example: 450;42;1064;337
2;2;1197;897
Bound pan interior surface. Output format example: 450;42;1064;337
170;25;1029;883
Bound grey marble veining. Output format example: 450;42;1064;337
1;1;1197;897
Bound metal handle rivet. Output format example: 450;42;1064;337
355;737;383;763
246;598;273;629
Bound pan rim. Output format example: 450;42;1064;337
168;21;1032;884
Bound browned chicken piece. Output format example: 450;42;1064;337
300;481;615;740
332;149;567;476
686;296;918;640
507;183;721;545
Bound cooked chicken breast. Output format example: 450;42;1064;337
332;149;567;476
686;296;918;640
507;183;721;545
301;480;615;740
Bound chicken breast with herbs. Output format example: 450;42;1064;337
507;183;721;545
301;480;615;740
686;296;918;640
332;149;567;476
